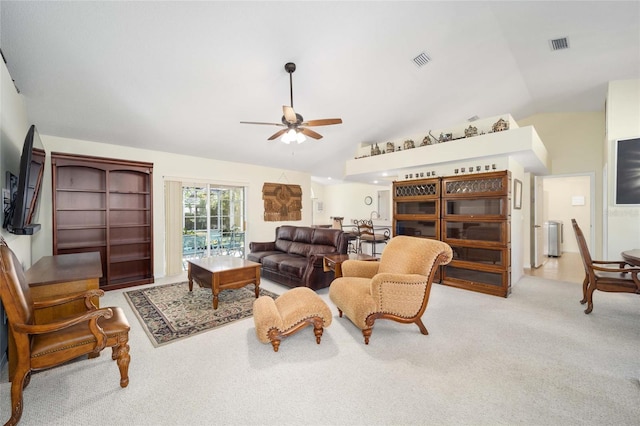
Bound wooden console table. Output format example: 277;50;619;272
8;252;103;381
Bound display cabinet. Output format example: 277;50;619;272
393;177;440;240
52;153;154;290
440;170;511;297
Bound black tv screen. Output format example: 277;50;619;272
7;125;46;235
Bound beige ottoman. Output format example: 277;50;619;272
253;287;332;352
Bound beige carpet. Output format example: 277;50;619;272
2;275;639;425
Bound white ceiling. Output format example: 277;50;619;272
1;1;639;184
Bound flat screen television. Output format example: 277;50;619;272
6;125;46;235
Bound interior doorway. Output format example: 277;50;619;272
532;173;594;271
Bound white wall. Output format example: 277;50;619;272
36;135;314;278
518;111;605;258
605;79;640;258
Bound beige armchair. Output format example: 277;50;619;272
329;236;453;344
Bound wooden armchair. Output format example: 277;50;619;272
329;236;452;344
0;239;130;426
571;219;640;314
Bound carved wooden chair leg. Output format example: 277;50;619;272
23;371;31;389
414;318;429;335
361;328;373;345
270;339;281;352
115;338;131;388
312;318;324;344
580;276;589;304
584;286;596;314
8;367;29;426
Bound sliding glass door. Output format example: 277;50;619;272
182;183;245;267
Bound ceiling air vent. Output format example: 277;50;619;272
468;115;480;122
412;52;431;68
549;37;569;51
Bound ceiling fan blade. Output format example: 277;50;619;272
267;129;289;140
299;127;323;140
283;106;297;124
240;121;285;127
301;118;343;127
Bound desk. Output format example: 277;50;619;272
9;252;103;381
323;253;378;278
621;249;640;266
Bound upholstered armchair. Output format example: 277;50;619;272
329;236;453;344
0;239;131;426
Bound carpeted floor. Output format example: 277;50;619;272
124;282;279;346
1;275;639;425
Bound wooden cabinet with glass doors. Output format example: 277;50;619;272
392;170;511;297
393;177;440;240
440;170;511;297
52;153;154;290
393;177;441;280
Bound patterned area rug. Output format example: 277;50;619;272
124;282;279;347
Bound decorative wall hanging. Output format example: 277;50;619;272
262;183;302;221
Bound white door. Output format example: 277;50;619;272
532;176;545;268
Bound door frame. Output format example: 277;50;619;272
532;172;595;266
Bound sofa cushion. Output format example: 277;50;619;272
274;239;292;253
288;242;311;257
312;228;341;247
293;227;314;242
262;253;298;271
278;256;308;277
247;251;281;263
276;226;297;241
308;244;338;257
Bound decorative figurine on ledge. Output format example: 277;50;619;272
464;125;478;138
386;142;395;153
421;135;433;146
403;139;415;150
491;118;509;133
371;143;382;156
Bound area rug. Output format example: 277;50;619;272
124;282;279;347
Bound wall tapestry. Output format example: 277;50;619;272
262;183;302;221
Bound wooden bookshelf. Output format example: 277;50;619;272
51;153;154;290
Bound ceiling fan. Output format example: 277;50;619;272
240;62;343;143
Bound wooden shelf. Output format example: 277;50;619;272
52;153;154;291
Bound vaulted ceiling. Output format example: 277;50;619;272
1;1;638;184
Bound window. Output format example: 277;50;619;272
182;184;245;268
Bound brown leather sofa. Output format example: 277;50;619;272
248;226;348;290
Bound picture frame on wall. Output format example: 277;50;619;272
513;178;522;210
615;137;640;205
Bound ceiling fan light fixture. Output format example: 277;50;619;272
281;128;303;144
